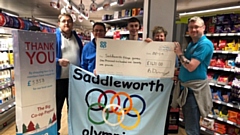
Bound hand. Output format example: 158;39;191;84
144;38;153;43
58;58;69;67
174;42;183;56
93;69;97;76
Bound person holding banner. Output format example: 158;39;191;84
55;13;83;134
151;26;179;135
81;22;106;73
126;17;142;40
171;16;213;135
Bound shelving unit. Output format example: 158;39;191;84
180;13;240;135
0;33;15;131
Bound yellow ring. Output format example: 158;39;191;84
117;107;140;130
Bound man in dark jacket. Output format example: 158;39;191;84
55;13;83;134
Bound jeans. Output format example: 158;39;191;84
56;78;69;134
182;90;200;135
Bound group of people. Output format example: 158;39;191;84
55;13;213;135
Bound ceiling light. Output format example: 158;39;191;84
97;2;117;11
179;6;240;16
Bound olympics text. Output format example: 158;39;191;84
73;68;164;92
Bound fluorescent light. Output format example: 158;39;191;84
110;2;117;6
39;22;56;28
62;0;88;20
179;6;240;16
2;11;18;17
97;2;118;11
97;7;103;11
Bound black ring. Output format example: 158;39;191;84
85;88;107;111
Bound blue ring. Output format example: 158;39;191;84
123;95;146;117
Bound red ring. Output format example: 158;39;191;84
98;90;120;113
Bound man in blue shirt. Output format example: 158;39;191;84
174;16;213;135
81;22;106;72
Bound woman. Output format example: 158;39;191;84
148;26;179;135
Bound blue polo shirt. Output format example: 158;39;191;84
179;35;213;82
81;38;96;73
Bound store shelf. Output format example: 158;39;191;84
212;99;240;110
0;106;15;130
208;66;235;72
105;31;143;37
209;82;231;89
213;50;239;54
102;15;143;24
0;49;13;52
179;118;223;135
0;82;14;91
207;114;240;128
0;65;14;71
186;33;240;37
0;98;15;114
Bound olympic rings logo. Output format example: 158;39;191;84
85;88;146;130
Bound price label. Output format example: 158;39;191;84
215;84;221;87
227;33;235;36
224;68;231;71
200;127;206;131
209;83;214;86
206;34;211;36
227;120;234;125
220;33;227;36
217;117;223;121
208;114;213;118
227;103;233;107
213;33;219;36
224;85;231;89
215;100;222;104
213;67;219;70
222;51;228;54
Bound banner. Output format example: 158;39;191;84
96;38;176;78
68;64;173;135
13;30;57;135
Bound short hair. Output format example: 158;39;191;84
93;22;106;31
128;17;140;25
152;26;168;37
58;13;73;23
189;16;204;26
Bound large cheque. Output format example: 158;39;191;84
96;38;176;78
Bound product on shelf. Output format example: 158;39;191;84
0;87;12;104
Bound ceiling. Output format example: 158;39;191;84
0;0;239;31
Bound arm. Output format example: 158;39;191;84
177;55;200;72
81;46;88;70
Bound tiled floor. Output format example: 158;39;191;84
0;101;187;135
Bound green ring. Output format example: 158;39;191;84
88;103;109;125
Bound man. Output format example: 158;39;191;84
151;26;178;135
81;22;106;72
127;17;142;40
55;13;83;134
171;16;213;135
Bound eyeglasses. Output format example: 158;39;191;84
60;20;73;24
188;25;203;30
93;29;105;33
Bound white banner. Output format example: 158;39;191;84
13;30;57;135
96;38;176;78
68;64;173;135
